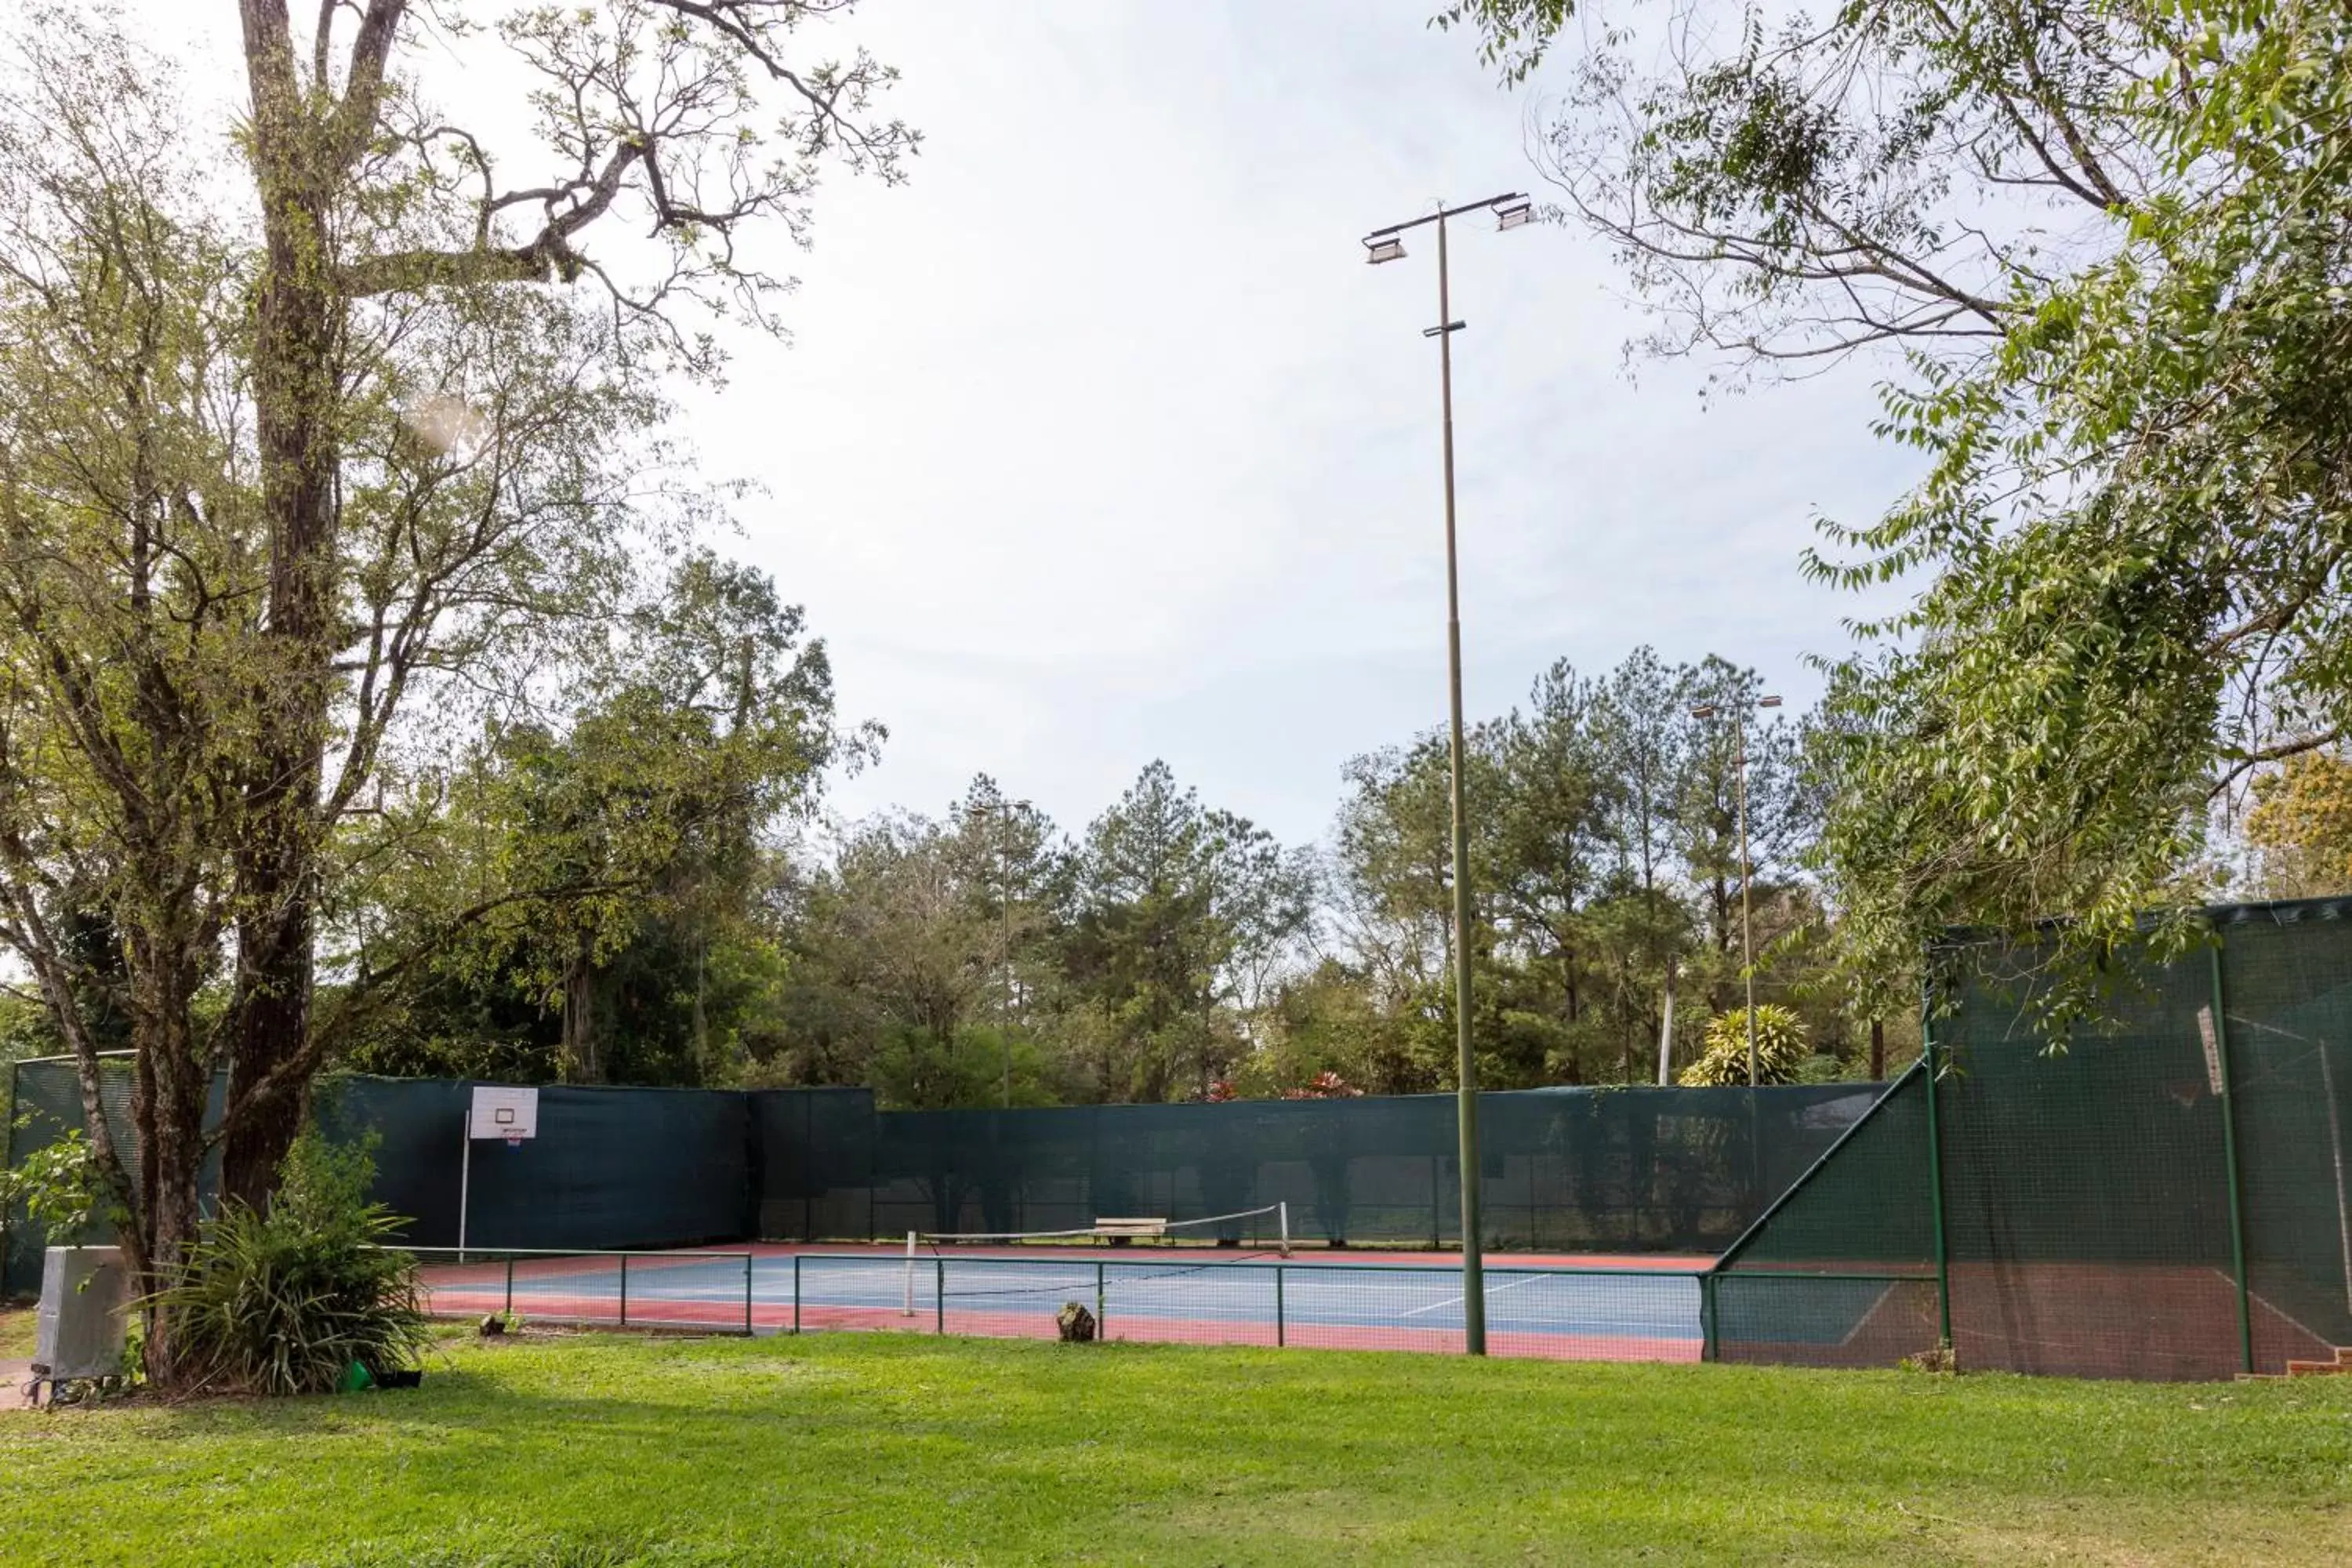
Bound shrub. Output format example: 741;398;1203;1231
151;1131;427;1396
1679;1004;1810;1086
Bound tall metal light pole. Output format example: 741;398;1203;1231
966;799;1031;1109
1691;695;1780;1084
1362;191;1530;1356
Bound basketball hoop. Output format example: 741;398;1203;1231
504;1134;523;1149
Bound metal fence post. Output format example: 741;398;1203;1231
935;1256;945;1334
1096;1260;1107;1338
2210;939;2256;1375
504;1256;514;1319
1699;1271;1718;1363
1276;1263;1286;1348
0;1059;16;1294
793;1253;803;1335
745;1252;755;1336
619;1253;630;1327
1922;996;1953;1350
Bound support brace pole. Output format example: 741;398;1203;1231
2209;939;2256;1376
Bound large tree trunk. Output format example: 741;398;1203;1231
220;2;348;1207
563;952;599;1082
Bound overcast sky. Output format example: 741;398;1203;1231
128;0;1925;848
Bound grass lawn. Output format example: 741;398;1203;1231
0;1329;2347;1566
0;1306;32;1359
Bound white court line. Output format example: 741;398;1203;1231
1399;1273;1548;1319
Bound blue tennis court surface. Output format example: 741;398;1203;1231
416;1248;1709;1360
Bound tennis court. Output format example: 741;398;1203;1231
412;1243;1711;1362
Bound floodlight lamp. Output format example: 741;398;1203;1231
1759;695;1783;709
1363;238;1406;264
1494;200;1534;230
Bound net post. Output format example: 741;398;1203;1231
793;1253;802;1334
903;1230;916;1318
2209;938;2256;1376
935;1256;946;1334
1276;1262;1286;1347
1922;987;1952;1352
619;1253;629;1327
456;1107;471;1265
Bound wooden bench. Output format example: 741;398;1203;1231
1092;1218;1168;1244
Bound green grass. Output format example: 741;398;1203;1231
2;1330;2348;1566
0;1306;32;1359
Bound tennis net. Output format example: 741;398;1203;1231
908;1202;1291;1255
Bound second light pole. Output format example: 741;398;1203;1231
1363;191;1530;1356
967;798;1031;1109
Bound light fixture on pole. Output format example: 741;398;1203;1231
966;798;1032;1109
1359;191;1528;1356
1691;694;1782;1086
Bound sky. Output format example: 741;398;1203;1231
122;0;1926;850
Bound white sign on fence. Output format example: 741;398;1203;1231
468;1085;539;1142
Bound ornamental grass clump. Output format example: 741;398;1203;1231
151;1131;426;1396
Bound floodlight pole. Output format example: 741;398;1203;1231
1737;709;1755;1086
1363;191;1526;1356
968;799;1030;1109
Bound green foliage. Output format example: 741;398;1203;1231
149;1131;427;1397
2246;750;2352;898
1679;1004;1809;1087
1443;0;2352;1022
1807;2;2352;1016
0;1122;120;1236
1321;647;1845;1091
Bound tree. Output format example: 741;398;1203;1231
1445;1;2352;1017
0;3;902;1378
1447;0;2144;375
218;0;906;1206
347;554;850;1085
768;786;1062;1108
1803;2;2352;1011
2245;750;2352;900
1059;762;1315;1101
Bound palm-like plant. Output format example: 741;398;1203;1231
1679;1004;1809;1086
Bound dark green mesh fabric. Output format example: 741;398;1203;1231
1710;899;2352;1379
752;1087;876;1241
1711;1064;1938;1367
2216;911;2352;1370
318;1076;751;1254
7;1065;1867;1276
2;1058;183;1297
1934;941;2242;1379
852;1087;1875;1252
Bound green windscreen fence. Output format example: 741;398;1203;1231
1710;1062;1940;1368
2;1071;762;1294
858;1087;1873;1253
1715;897;2352;1379
3;1069;1867;1294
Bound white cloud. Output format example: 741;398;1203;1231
105;0;1926;844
